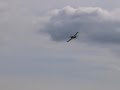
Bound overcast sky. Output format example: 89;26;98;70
1;0;120;90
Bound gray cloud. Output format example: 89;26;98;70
41;6;120;44
0;0;37;46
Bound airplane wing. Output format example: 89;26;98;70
74;32;79;36
67;38;73;42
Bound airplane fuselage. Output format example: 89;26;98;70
70;36;76;39
67;32;78;42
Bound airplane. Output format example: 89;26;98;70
67;32;79;42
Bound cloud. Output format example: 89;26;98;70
0;75;120;90
41;6;120;44
0;0;38;46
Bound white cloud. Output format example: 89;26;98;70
41;6;120;45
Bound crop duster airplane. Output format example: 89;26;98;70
67;32;79;42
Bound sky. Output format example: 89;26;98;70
1;0;120;90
